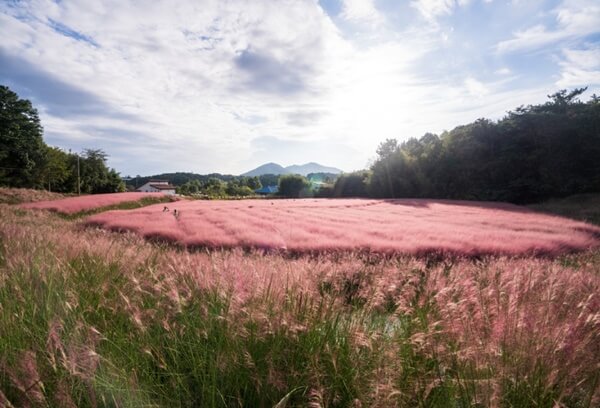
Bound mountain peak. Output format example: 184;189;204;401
242;162;342;177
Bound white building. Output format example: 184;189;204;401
136;180;176;195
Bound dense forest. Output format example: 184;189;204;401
334;88;600;203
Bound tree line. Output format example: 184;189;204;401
134;172;338;198
176;176;262;197
0;85;124;193
332;88;600;203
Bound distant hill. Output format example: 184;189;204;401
125;172;236;188
242;162;342;177
285;162;343;176
241;163;288;177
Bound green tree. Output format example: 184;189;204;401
204;177;226;197
226;182;254;196
0;85;47;187
40;146;70;192
333;171;370;197
259;174;280;188
376;138;399;161
79;149;124;193
245;176;262;190
278;174;310;198
178;179;202;195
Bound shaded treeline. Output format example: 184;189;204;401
334;89;600;203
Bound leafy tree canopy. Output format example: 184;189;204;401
278;174;310;198
0;85;46;187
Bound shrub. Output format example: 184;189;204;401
278;174;310;198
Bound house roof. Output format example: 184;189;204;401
136;182;175;191
149;184;176;190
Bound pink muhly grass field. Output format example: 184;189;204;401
85;198;600;256
20;192;166;214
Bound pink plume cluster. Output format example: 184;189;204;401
86;198;599;256
20;192;165;214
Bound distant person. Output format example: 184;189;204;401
163;206;169;212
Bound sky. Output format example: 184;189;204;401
1;0;599;176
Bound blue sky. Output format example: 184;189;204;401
1;0;599;175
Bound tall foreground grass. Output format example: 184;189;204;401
1;206;599;407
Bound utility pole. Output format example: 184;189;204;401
77;154;81;196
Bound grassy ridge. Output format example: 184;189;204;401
0;187;66;205
0;202;599;407
60;196;174;219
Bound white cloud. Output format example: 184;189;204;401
495;67;512;75
464;77;489;97
496;0;600;53
556;0;600;33
340;0;384;25
411;0;472;21
557;45;600;88
496;25;566;53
